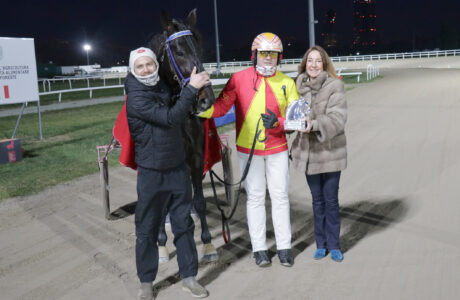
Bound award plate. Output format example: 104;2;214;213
284;119;306;131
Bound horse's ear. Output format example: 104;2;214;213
186;8;197;27
160;10;174;32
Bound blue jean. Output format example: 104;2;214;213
306;171;341;250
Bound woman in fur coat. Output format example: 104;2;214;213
291;45;347;262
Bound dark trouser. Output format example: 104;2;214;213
306;171;341;250
135;164;198;283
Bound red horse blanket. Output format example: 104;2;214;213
113;100;222;174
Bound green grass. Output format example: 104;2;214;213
0;94;233;201
212;84;225;97
210;73;232;79
216;122;235;134
0;102;124;201
1;78;126;112
39;87;125;104
342;72;382;84
38;78;124;93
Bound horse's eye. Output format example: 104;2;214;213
176;51;184;56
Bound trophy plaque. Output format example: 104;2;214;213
284;99;311;130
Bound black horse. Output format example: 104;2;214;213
148;9;219;262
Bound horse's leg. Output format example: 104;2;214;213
191;169;218;263
158;207;169;262
186;117;218;262
182;117;218;262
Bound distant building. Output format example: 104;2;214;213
75;64;102;76
321;9;338;52
109;66;129;73
352;0;377;54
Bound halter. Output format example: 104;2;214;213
164;29;199;87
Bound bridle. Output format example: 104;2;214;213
160;25;204;89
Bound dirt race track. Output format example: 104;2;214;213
1;67;460;300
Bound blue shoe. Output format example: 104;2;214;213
253;250;271;267
277;249;294;267
313;248;327;260
330;249;343;262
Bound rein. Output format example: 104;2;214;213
209;116;269;243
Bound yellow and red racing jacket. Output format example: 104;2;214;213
201;67;299;155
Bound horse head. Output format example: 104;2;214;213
150;9;215;114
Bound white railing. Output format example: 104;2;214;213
37;74;228;102
38;77;223;102
37;63;380;102
203;49;460;69
337;68;362;82
39;85;125;102
38;78;227;102
38;75;126;93
366;64;380;80
331;49;460;62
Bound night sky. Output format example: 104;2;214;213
1;0;459;66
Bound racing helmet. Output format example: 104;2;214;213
251;32;283;64
251;32;283;53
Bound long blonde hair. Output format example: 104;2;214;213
298;45;338;79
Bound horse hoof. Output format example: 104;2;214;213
201;243;218;263
159;246;169;263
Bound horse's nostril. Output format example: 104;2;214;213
200;98;210;110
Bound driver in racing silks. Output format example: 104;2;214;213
124;47;210;300
199;33;299;268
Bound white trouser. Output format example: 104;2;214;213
237;150;291;252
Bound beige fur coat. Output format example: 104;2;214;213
290;71;348;175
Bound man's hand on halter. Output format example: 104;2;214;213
189;67;210;89
261;108;279;129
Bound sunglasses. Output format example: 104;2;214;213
258;51;278;58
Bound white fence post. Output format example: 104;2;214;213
367;64;379;81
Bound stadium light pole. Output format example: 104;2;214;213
83;44;91;65
308;0;318;47
213;0;221;74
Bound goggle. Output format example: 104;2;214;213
258;51;279;58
